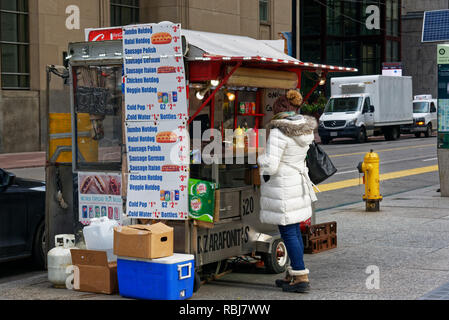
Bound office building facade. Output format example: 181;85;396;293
0;0;291;153
300;0;402;80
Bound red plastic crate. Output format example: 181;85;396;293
304;234;337;254
302;222;337;254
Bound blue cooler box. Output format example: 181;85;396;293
117;253;195;300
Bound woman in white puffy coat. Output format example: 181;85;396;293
258;91;317;293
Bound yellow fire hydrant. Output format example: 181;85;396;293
357;150;383;212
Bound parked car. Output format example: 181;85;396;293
0;168;46;269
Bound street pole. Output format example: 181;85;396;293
291;0;300;59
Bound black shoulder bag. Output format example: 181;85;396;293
306;141;337;185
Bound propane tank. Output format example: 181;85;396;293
47;234;77;288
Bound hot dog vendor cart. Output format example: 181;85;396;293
68;22;357;284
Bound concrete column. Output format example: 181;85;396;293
438;149;449;197
296;0;300;59
99;0;111;27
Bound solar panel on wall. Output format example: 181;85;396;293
422;10;449;43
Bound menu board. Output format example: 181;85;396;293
123;22;189;220
78;172;123;225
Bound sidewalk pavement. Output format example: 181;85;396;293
0;152;46;170
1;184;449;300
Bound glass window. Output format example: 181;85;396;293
0;0;29;89
344;41;358;69
301;0;321;36
326;41;342;66
363;97;371;113
259;0;269;23
362;43;380;75
0;0;28;12
110;0;139;27
386;0;399;36
301;39;321;63
386;40;391;62
392;0;399;36
327;0;341;36
73;65;123;171
392;41;399;62
430;103;437;113
413;102;429;113
325;97;363;113
385;40;399;63
386;0;392;36
343;1;358;36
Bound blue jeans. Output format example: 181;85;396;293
278;223;306;271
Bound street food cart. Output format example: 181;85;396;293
67;22;357;286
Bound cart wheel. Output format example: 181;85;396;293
263;238;289;274
193;270;201;293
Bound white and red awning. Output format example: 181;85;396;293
84;26;358;73
191;54;357;72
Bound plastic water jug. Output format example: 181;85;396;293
247;128;258;148
235;126;245;148
48;234;77;288
83;218;118;261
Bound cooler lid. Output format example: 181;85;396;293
118;253;194;264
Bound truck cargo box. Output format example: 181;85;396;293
330;75;413;126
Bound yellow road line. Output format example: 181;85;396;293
329;144;435;158
316;165;439;193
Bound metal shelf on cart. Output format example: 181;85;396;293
213;217;242;225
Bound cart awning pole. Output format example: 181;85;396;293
188;62;242;125
303;81;320;104
303;71;327;104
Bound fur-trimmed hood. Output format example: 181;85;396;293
266;115;317;137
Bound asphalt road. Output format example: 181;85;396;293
314;133;439;212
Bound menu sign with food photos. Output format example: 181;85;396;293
78;172;123;225
125;121;189;170
123;22;189;220
123;23;188;121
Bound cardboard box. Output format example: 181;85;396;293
70;249;118;295
113;222;173;259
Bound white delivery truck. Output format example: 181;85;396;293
400;95;437;138
318;75;413;144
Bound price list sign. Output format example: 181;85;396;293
123;22;189;220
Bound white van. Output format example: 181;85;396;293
400;95;437;138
